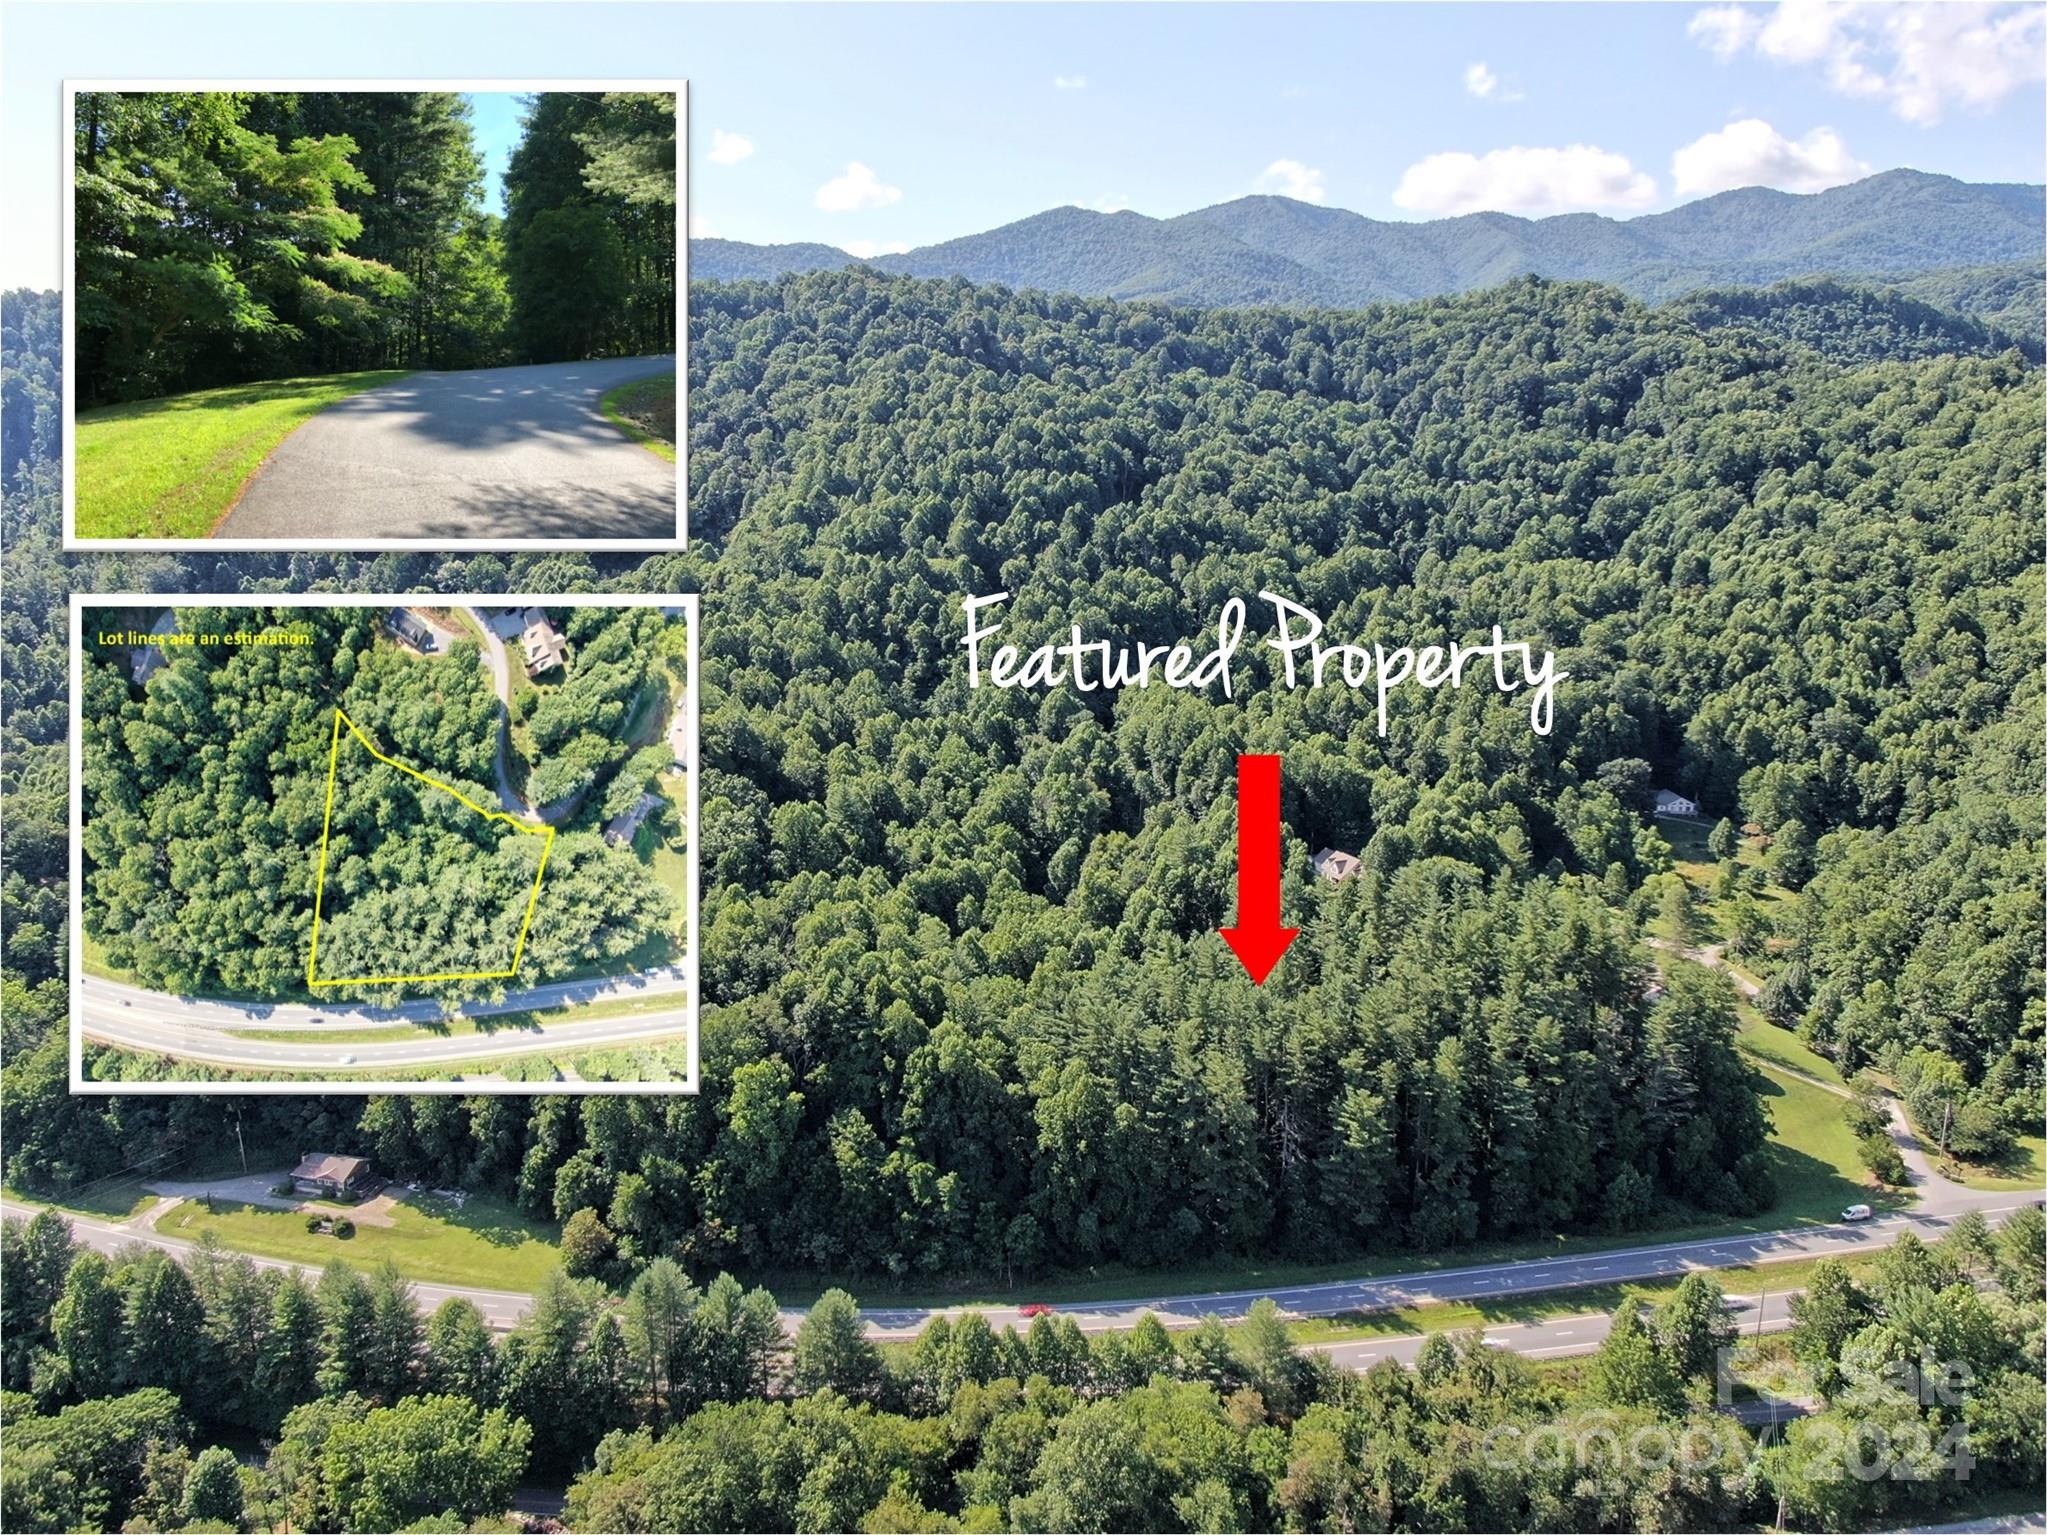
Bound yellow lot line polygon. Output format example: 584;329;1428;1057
307;706;556;988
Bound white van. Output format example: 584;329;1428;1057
1841;1203;1873;1222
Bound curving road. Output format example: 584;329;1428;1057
0;1194;534;1329
215;357;678;541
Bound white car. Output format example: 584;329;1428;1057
1841;1203;1873;1222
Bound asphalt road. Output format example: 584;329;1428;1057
215;357;678;541
77;968;691;1071
12;1187;2031;1348
838;1196;2036;1340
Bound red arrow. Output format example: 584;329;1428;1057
1219;753;1298;984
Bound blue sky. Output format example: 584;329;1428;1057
465;92;525;216
6;1;2042;285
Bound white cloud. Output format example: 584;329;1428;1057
1689;5;1762;58
842;239;912;259
1393;144;1657;215
1465;62;1499;98
1253;158;1328;203
815;161;903;213
1672;118;1871;196
688;215;716;238
708;129;754;166
1689;2;2045;124
1089;193;1134;213
1053;74;1088;90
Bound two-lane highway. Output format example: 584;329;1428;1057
77;968;692;1071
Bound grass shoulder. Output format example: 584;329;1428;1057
1285;1251;1881;1346
1939;1133;2047;1192
599;374;677;461
75;371;409;539
2;1181;157;1222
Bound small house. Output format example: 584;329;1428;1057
291;1153;375;1200
1312;847;1362;883
386;607;438;654
603;791;663;848
1652;788;1699;818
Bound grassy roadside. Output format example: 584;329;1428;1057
223;990;687;1046
599;374;677;461
1941;1133;2047;1192
75;371;409;539
82;1033;692;1088
1;1180;158;1222
1284;1251;1879;1345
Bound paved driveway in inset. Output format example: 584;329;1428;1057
215;355;677;540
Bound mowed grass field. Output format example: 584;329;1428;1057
75;371;407;539
160;1189;560;1290
599;373;677;461
1946;1133;2047;1192
1737;1003;1846;1088
1751;1064;1896;1222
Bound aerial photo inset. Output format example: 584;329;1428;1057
70;594;696;1091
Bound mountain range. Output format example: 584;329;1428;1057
692;169;2044;313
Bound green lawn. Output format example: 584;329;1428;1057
635;767;692;939
599;373;677;461
75;371;409;539
1942;1134;2047;1192
1754;1064;1898;1222
1736;1004;1846;1089
3;1181;157;1221
160;1190;561;1290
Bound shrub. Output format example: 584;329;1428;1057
333;1217;356;1239
305;1214;323;1232
274;1179;297;1198
1858;1132;1909;1188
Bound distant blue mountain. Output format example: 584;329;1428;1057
691;170;2045;311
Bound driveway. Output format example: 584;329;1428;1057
216;356;677;541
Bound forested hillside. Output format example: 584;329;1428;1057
692;169;2045;311
1666;277;2045;365
6;269;2042;1274
74;90;675;406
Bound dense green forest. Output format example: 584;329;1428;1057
3;1203;2040;1531
1666;277;2044;365
76;604;675;1008
693;169;2045;311
74;89;676;406
8;262;2042;1257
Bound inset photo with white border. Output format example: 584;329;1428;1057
70;593;699;1094
64;81;686;550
